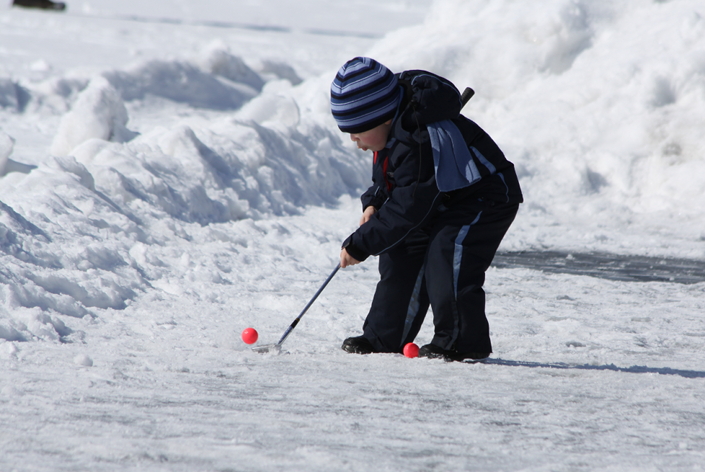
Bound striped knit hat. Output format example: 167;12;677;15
330;57;402;134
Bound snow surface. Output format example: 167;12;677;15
1;0;705;470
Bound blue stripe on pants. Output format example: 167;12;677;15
453;212;482;299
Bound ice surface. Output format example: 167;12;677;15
1;0;704;470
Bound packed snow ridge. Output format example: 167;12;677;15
0;42;367;335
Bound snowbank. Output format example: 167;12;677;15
197;41;266;92
0;131;12;174
0;77;29;111
50;76;136;156
368;0;705;249
1;47;367;329
103;59;254;110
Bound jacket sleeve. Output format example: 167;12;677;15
343;137;443;260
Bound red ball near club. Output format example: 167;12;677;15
241;327;258;344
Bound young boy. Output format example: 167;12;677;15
331;57;522;361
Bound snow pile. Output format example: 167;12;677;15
369;0;705;249
0;44;367;334
0;77;29;112
0;131;13;174
1;128;358;335
103;59;254;110
99;43;299;111
50;77;137;156
197;41;266;92
0;155;145;323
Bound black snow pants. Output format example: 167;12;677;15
361;199;519;354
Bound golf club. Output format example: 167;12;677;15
253;264;341;353
461;87;475;109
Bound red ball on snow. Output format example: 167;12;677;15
403;342;419;358
241;327;258;344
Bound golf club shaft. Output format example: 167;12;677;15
275;264;341;346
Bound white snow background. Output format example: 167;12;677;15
1;0;705;470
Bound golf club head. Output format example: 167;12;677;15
252;343;281;354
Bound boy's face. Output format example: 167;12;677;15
349;120;392;152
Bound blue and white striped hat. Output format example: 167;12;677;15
330;57;402;134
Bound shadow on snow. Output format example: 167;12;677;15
493;251;705;285
484;358;705;379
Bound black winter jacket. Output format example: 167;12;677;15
343;70;523;262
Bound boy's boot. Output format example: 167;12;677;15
418;343;489;362
342;336;375;354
